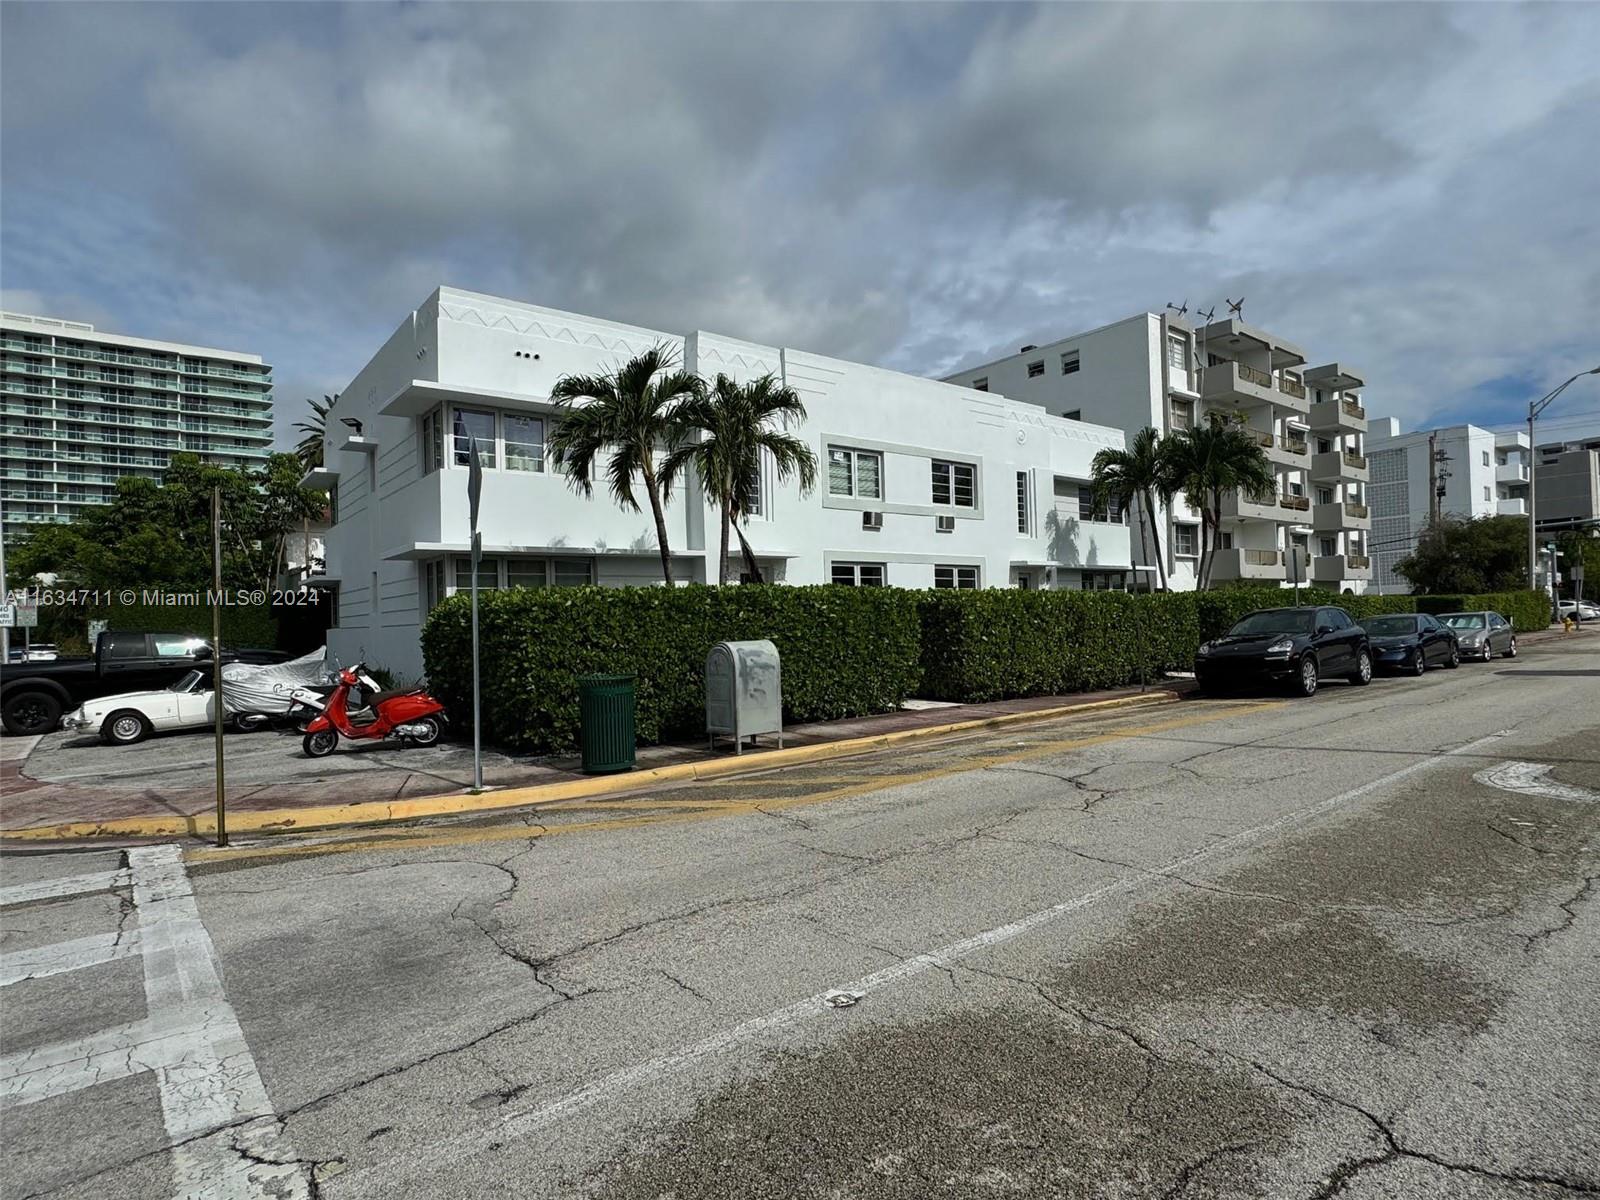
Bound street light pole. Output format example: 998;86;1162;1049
1527;366;1600;590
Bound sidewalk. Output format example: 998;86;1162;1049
1;683;1191;843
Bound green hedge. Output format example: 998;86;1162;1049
1413;590;1549;632
421;585;921;754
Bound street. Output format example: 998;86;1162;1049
3;635;1598;1199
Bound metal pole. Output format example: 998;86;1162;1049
1527;407;1537;590
0;499;9;665
212;486;228;848
470;530;483;793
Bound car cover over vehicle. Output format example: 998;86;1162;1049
219;649;331;716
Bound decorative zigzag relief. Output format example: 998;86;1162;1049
437;302;658;358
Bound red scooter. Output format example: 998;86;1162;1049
301;663;447;757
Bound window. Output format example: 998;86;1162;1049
744;454;765;517
454;556;499;592
1317;438;1333;454
1077;484;1118;523
1167;333;1187;375
1174;524;1198;557
1027;360;1045;378
152;634;206;658
831;561;885;587
931;459;975;508
420;409;444;474
934;565;979;589
1064;410;1081;421
504;414;545;473
1016;472;1031;534
452;408;496;467
423;559;448;610
972;377;988;392
553;559;593;587
1482;451;1491;467
1319;536;1337;557
505;559;548;589
1316;486;1334;505
827;446;882;499
1218;530;1234;550
1483;485;1491;501
1060;351;1080;375
1170;399;1194;431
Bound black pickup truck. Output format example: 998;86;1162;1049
0;631;287;735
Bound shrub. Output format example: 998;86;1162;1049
421;584;921;754
1413;589;1549;631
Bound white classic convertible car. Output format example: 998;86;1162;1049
62;670;219;745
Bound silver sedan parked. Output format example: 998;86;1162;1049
1438;611;1516;661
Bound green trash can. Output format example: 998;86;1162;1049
577;673;636;774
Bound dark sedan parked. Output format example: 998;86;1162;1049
1363;613;1460;675
1195;606;1372;698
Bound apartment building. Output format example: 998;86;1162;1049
0;312;274;540
1532;439;1600;531
1364;421;1531;591
943;312;1373;593
317;288;1132;679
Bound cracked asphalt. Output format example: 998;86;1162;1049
3;634;1598;1198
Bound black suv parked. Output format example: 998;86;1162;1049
1195;606;1372;698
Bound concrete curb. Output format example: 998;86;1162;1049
1;690;1183;842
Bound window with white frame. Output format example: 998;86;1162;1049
1016;471;1031;534
744;452;765;517
1077;483;1118;523
1174;523;1199;557
1060;350;1080;375
452;408;496;467
1218;530;1234;550
1319;536;1337;557
1483;485;1491;501
934;565;979;589
420;408;444;474
423;559;448;610
1482;450;1490;466
831;561;886;587
1026;360;1045;378
827;446;882;499
504;414;545;472
453;555;499;593
1170;398;1194;431
1316;486;1334;505
931;459;975;507
1167;332;1187;375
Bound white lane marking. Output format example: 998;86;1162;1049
344;728;1515;1193
1473;760;1600;804
126;845;312;1199
0;930;140;987
0;868;130;908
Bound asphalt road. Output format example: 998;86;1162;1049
3;634;1598;1199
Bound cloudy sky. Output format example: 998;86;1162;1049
4;2;1599;451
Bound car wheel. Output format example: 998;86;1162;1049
1294;655;1319;698
406;716;443;747
1348;649;1373;686
302;730;339;758
1409;648;1426;676
1504;637;1517;659
1446;645;1460;669
101;711;151;746
2;690;63;736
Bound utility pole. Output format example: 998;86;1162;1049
212;486;228;848
1427;432;1438;530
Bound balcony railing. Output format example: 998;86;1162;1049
1280;436;1309;455
1347;554;1371;569
1342;451;1368;470
1344;501;1369;519
1239;363;1273;388
1280;494;1311;512
1341;399;1366;420
1243;548;1281;566
1278;377;1307;400
1250;430;1274;448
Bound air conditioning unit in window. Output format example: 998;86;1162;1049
936;514;956;533
862;511;883;531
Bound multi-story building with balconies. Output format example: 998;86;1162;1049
0;312;274;541
317;288;1133;679
942;312;1374;593
1364;420;1531;591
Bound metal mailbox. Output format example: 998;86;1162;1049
705;639;783;754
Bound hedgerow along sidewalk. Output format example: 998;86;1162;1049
0;684;1190;843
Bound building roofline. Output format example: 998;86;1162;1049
939;311;1158;381
0;311;265;365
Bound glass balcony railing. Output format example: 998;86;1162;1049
1277;377;1307;400
1344;501;1369;519
1280;436;1309;455
1238;363;1273;388
1279;494;1312;512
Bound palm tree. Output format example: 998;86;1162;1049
663;373;817;583
293;394;338;470
547;345;704;585
1090;426;1175;591
1161;413;1276;589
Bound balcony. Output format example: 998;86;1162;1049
1497;498;1527;516
1278;493;1312;521
1310;449;1370;482
1313;500;1372;532
1307;396;1368;433
1220;489;1284;522
1210;547;1287;582
1311;554;1373;582
1200;360;1278;408
1496;462;1529;484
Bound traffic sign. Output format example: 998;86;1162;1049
3;599;38;628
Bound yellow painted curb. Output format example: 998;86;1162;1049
2;690;1183;842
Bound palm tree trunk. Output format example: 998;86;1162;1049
641;461;674;586
733;517;763;583
1135;509;1151;593
1144;488;1168;590
718;503;731;585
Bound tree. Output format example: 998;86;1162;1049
1091;426;1175;591
1161;414;1275;589
1396;515;1536;593
547;345;704;585
1555;528;1600;603
663;373;818;583
293;394;339;470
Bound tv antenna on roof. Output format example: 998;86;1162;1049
1166;300;1188;317
1226;297;1245;318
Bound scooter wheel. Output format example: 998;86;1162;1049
235;714;270;733
407;716;442;747
303;730;339;758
